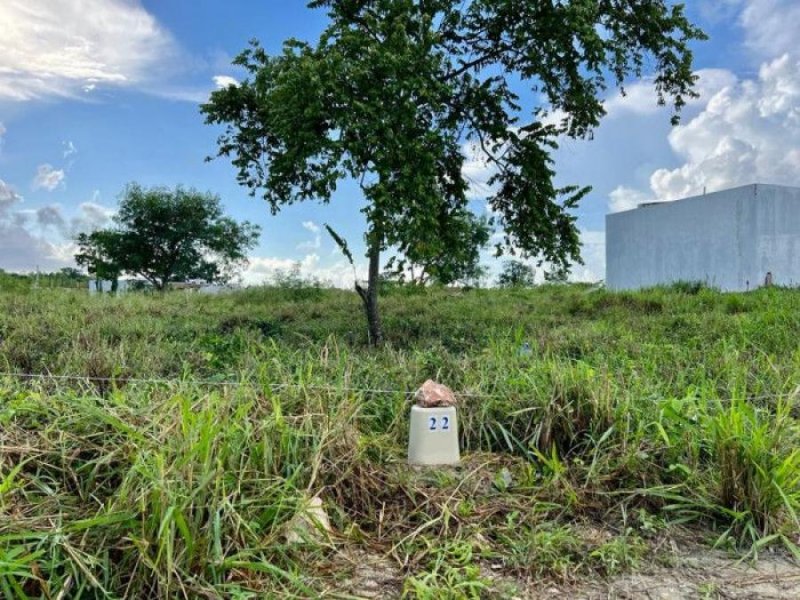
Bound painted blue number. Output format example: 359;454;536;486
426;415;452;432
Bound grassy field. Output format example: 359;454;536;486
1;282;800;598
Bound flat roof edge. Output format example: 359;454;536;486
606;183;800;217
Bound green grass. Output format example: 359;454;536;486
1;283;800;597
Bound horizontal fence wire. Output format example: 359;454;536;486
0;371;797;404
0;371;511;399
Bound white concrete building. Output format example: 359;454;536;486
606;184;800;291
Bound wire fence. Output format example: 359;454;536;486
0;370;797;405
0;371;414;395
0;371;511;399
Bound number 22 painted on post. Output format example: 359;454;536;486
428;415;450;432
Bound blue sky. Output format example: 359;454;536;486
1;0;799;285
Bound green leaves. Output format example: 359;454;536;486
74;230;123;283
203;0;703;272
202;0;704;340
496;260;536;288
74;184;260;290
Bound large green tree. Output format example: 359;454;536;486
202;0;704;344
75;229;123;288
75;184;260;290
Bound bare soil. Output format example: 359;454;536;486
341;542;800;599
524;545;800;600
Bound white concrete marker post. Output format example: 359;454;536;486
408;405;460;465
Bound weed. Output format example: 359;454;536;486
1;284;799;596
588;532;647;576
497;524;583;580
402;541;490;599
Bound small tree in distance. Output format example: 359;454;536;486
75;183;260;290
544;264;571;284
385;212;491;287
497;261;536;288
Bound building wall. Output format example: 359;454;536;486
750;186;800;288
606;184;800;291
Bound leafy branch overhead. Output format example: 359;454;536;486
202;0;705;342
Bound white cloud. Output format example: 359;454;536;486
604;69;738;118
213;75;238;89
0;179;22;211
0;0;178;101
696;0;743;23
32;201;114;238
36;205;65;230
608;186;653;213
12;210;35;228
241;252;366;289
0;226;72;271
461;140;500;200
595;0;800;214
465;67;737;209
738;0;800;59
302;221;321;234
244;254;319;280
0;186;115;272
72;201;114;232
239;244;373;288
297;220;322;251
151;87;214;103
63;141;77;159
696;0;800;60
0;201;69;271
32;164;65;191
601;0;800;220
296;239;320;251
0;122;6;151
647;53;800;201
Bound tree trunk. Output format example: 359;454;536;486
356;241;383;346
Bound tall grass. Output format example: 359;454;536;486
1;284;800;596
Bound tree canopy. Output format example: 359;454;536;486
385;212;490;286
202;0;704;343
496;260;536;288
75;184;260;290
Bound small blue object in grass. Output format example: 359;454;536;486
518;342;532;357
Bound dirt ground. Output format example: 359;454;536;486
343;542;800;599
527;546;800;600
